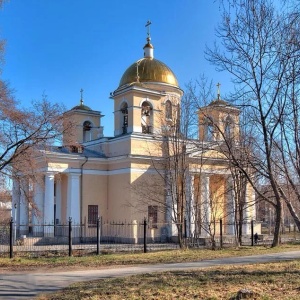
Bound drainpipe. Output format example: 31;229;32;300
80;156;88;239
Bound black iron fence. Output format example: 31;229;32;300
0;218;181;258
1;218;299;258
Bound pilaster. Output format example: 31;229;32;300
67;173;80;224
44;172;55;236
19;178;29;235
201;175;210;237
226;176;236;235
32;179;44;235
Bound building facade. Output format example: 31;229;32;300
12;31;258;241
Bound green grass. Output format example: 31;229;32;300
1;243;299;272
36;260;300;299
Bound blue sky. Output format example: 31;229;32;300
0;0;232;136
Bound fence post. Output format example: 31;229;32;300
143;218;147;253
9;218;13;259
184;217;187;238
220;218;223;249
68;217;72;256
97;216;100;255
251;219;254;246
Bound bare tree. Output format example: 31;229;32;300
206;0;300;246
0;2;69;205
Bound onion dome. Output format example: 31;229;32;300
71;104;92;111
119;58;179;87
208;83;232;107
208;99;230;107
118;25;179;88
71;88;92;111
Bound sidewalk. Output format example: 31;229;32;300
1;250;299;300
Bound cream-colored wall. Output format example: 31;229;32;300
105;137;131;157
113;84;182;135
82;174;108;222
107;173;132;220
130;169;165;222
63;110;101;144
130;137;163;157
198;107;240;142
210;175;226;220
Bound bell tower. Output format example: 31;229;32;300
198;84;240;143
63;89;104;145
110;22;183;137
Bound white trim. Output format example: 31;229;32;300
139;98;154;107
40;167;160;176
118;99;129;111
64;110;102;117
113;83;183;97
190;168;231;175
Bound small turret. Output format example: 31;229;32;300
143;20;154;59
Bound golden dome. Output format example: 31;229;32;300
119;58;179;88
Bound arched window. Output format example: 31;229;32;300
141;101;152;133
121;103;128;134
165;100;172;120
83;120;92;142
224;116;233;139
205;117;214;141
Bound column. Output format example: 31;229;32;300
55;179;62;224
32;179;44;236
226;176;236;235
201;175;210;237
44;172;55;236
165;173;178;239
243;182;252;234
251;186;256;220
185;174;195;237
19;178;29;235
12;179;20;240
67;173;80;224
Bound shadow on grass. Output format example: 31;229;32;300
39;261;300;300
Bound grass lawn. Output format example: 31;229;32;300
0;243;299;272
36;260;300;300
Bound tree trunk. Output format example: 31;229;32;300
272;200;282;247
284;199;300;232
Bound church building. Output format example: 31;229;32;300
12;26;258;242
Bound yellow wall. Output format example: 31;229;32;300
82;174;108;222
210;175;226;220
63;110;101;144
107;173;132;220
198;105;240;142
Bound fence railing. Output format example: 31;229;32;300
1;218;299;258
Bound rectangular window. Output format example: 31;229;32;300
148;205;158;229
88;205;98;227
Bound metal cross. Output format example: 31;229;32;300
216;82;221;100
80;88;84;105
145;20;152;38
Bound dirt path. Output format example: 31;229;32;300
0;250;299;300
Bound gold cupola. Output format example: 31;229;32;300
112;22;183;137
118;28;179;88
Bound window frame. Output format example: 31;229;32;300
88;205;98;227
148;205;158;229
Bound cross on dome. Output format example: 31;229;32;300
216;82;221;100
145;20;152;42
80;88;84;105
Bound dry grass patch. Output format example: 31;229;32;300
0;243;299;272
37;260;300;300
